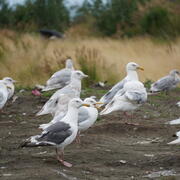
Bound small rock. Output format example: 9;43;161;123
19;89;25;93
3;174;12;177
144;154;154;157
119;160;127;164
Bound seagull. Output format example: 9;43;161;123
150;69;180;93
76;97;102;143
100;80;147;117
78;98;100;132
39;97;101;132
42;59;74;92
21;98;89;167
36;70;88;117
99;62;144;107
0;77;16;100
168;130;180;145
0;82;8;110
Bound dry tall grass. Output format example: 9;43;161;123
0;30;180;87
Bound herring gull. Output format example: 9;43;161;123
42;59;74;92
100;80;147;116
150;69;180;93
36;70;88;117
99;62;144;106
21;98;89;167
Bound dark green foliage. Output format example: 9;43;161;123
0;0;180;38
0;0;13;27
75;0;151;36
0;0;70;32
140;7;171;36
144;79;153;89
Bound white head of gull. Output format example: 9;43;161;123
78;98;100;131
65;58;74;70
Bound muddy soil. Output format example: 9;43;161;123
0;88;180;180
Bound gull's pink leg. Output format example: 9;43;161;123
123;112;139;126
56;148;72;168
75;131;81;144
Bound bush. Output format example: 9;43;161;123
140;7;171;37
75;46;103;87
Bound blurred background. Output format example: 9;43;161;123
0;0;180;86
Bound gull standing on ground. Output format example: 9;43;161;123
99;62;144;106
150;69;180;93
100;80;147;116
42;59;74;92
0;77;16;100
36;70;88;117
21;98;89;167
0;82;8;110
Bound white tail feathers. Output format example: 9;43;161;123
167;118;180;125
168;138;180;145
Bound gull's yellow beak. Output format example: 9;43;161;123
82;103;90;107
137;67;144;71
95;102;104;109
95;102;104;105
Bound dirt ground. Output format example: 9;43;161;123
0;88;180;180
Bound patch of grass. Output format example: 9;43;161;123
75;46;103;87
41;91;55;98
81;88;107;99
144;79;153;89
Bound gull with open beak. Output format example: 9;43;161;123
98;62;144;107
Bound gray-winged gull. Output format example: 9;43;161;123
99;62;144;107
21;98;89;167
150;69;180;92
100;80;147;116
42;59;74;92
36;70;88;117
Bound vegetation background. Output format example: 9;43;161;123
0;0;180;86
